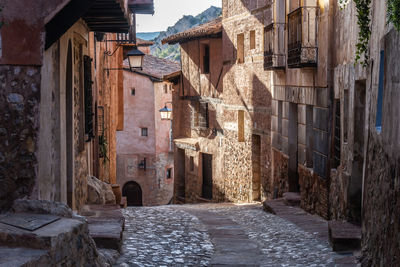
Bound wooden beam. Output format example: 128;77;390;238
45;0;97;50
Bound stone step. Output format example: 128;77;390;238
328;221;361;252
283;192;301;206
80;205;125;252
0;247;50;267
0;216;85;250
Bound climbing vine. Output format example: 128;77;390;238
353;0;372;67
387;0;400;31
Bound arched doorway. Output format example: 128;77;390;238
123;182;143;206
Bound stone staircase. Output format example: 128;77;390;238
80;204;125;252
0;200;104;266
328;220;361;252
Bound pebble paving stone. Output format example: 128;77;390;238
116;204;358;267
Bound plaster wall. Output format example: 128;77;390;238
0;0;69;65
116;71;174;206
38;20;91;210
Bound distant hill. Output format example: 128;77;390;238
150;6;222;62
136;32;161;41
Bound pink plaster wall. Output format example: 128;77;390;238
0;0;68;65
116;70;174;205
117;71;156;155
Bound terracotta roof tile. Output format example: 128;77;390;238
124;54;181;80
137;38;155;46
162;17;222;45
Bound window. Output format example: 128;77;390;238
238;110;245;142
84;55;94;142
202;44;210;74
166;168;172;179
376;50;384;133
190;156;194;172
250;30;256;50
131;88;135;95
193;101;209;129
141;128;148;136
264;26;273;54
164;84;168;94
237;33;244;64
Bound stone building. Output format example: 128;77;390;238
164;5;273;203
116;55;179;206
262;0;333;219
331;0;400;266
221;0;272;203
163;18;226;203
0;0;155;212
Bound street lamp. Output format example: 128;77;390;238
127;46;145;70
159;104;172;120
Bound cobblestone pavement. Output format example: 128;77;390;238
116;204;357;267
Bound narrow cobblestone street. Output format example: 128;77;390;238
116;204;355;267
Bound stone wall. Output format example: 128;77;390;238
361;135;400;267
172;36;225;203
222;1;272;203
269;148;289;198
0;66;41;212
298;165;328;219
361;23;400;265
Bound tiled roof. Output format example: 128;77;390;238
137;38;155;46
124;54;181;80
162;17;222;45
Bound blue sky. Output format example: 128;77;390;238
136;0;222;33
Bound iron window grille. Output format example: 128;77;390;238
264;23;286;70
287;6;319;68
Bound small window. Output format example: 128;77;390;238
166;168;172;179
202;44;210;74
131;88;135;96
237;33;244;64
250;30;256;50
190;156;194;172
238;110;245;142
164;84;168;94
141;128;148;136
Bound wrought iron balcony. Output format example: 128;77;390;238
287;6;319;68
264;23;286;70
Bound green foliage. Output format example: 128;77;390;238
99;130;109;163
387;0;400;31
354;0;372;67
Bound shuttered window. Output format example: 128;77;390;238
193;101;209;129
84;55;94;142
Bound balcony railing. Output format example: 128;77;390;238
264;23;286;70
287;6;319;68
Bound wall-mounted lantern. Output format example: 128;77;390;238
138;158;146;170
127;46;145;70
159;102;173;121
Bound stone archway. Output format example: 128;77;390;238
123;181;143;206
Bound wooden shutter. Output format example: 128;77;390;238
84;55;94;141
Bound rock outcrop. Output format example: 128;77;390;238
87;176;116;205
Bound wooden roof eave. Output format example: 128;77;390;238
45;0;131;50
